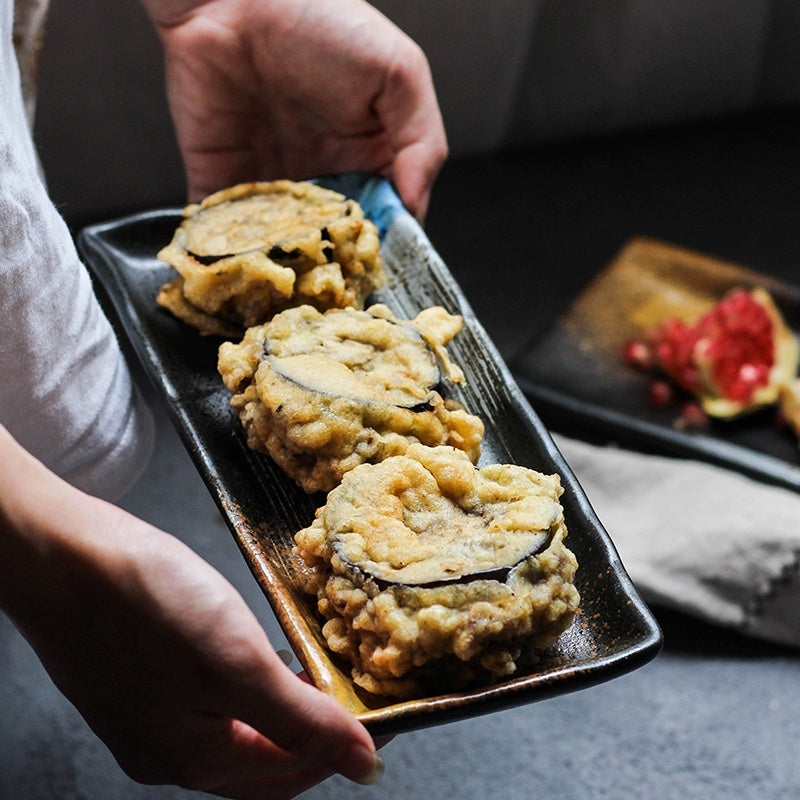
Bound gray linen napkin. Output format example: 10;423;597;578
554;434;800;647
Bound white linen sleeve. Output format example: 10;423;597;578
0;5;154;500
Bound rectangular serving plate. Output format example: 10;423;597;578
78;174;661;737
513;236;800;493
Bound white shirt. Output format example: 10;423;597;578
0;0;153;500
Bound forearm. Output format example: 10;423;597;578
0;424;113;623
1;423;63;614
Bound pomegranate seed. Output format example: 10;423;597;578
621;339;653;370
675;401;710;430
646;380;673;409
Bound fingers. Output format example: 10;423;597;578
128;663;384;798
145;715;342;800
204;720;388;800
215;716;384;798
189;719;338;800
224;654;383;786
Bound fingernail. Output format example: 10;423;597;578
276;649;293;666
352;753;385;786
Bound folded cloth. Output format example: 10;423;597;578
554;434;800;648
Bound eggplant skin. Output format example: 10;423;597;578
331;525;554;591
217;304;484;493
268;354;442;411
262;306;444;408
293;444;579;698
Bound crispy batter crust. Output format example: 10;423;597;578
294;444;579;697
156;180;385;335
217;305;484;493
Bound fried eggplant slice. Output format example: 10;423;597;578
294;443;580;698
217;304;484;493
156;180;385;335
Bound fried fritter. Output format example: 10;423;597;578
217;304;484;493
294;443;580;697
156;180;385;335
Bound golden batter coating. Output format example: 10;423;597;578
156;180;385;335
294;444;580;697
217;304;484;493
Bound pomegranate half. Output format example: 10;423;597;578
647;288;799;418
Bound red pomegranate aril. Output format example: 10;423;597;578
620;339;653;370
620;286;799;423
649;289;782;408
675;401;710;430
646;380;673;409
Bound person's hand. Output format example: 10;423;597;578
0;425;382;799
141;0;448;221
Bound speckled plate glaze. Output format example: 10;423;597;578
513;236;800;492
78;174;661;737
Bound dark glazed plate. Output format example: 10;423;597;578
513;236;800;493
78;174;661;737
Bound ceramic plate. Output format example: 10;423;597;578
78;174;661;736
513;236;800;493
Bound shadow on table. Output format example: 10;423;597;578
650;604;799;658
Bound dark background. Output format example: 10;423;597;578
10;0;800;796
